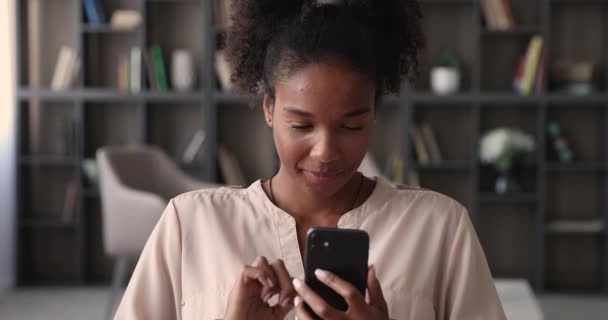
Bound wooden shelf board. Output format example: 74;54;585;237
545;220;605;234
18;156;79;166
478;193;539;203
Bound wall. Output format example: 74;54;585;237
0;0;17;289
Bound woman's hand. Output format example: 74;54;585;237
224;256;295;320
292;265;389;320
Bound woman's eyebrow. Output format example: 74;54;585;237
343;108;371;118
283;106;371;118
284;106;312;117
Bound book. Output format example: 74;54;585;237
92;0;107;24
521;35;543;96
62;178;80;222
217;145;246;186
82;0;101;25
118;54;130;92
499;0;515;29
182;129;206;164
410;126;430;165
215;50;234;91
144;49;158;90
420;122;442;164
51;46;75;90
130;47;142;93
513;54;525;94
151;45;169;91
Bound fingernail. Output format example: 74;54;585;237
292;278;302;290
263;292;273;302
294;296;301;307
281;297;290;308
314;269;329;279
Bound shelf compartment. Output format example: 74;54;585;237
415;2;476;92
83;102;143;158
17;0;80;88
546;105;606;163
478;202;535;281
545;235;603;290
18;229;82;284
146;0;205;91
545;172;605;221
548;4;606;94
146;102;205;162
19;101;79;156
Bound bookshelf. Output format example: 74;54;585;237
14;0;608;293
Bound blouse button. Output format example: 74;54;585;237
181;301;186;307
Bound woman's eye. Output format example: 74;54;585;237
343;125;363;131
290;124;312;130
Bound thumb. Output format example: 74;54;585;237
367;265;388;313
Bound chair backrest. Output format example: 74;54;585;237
96;145;168;256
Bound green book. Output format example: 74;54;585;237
151;45;169;91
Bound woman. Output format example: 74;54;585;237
115;0;507;319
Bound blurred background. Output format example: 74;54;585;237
1;0;608;319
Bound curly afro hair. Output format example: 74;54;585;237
224;0;425;101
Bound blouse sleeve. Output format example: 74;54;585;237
114;199;183;320
439;206;507;320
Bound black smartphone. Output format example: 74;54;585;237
303;227;369;319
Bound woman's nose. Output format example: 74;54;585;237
309;131;339;163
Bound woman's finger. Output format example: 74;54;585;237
252;256;280;302
293;278;339;319
367;265;388;313
251;256;278;289
294;296;315;320
314;269;366;308
270;259;295;308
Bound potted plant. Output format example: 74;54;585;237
430;49;461;95
479;128;535;194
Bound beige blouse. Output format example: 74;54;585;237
114;176;506;320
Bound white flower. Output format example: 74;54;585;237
479;128;535;164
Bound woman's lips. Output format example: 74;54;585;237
302;170;344;185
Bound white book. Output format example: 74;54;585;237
182;129;206;163
51;46;74;90
130;47;142;93
215;51;234;91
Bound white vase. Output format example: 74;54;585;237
171;50;195;91
430;67;460;95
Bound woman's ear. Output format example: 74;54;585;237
262;92;274;128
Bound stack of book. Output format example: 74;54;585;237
410;122;442;165
551;60;595;95
513;35;545;96
481;0;514;31
119;45;170;92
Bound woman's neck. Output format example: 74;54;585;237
266;169;367;225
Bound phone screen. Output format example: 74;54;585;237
303;227;369;319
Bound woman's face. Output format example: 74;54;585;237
263;62;376;196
